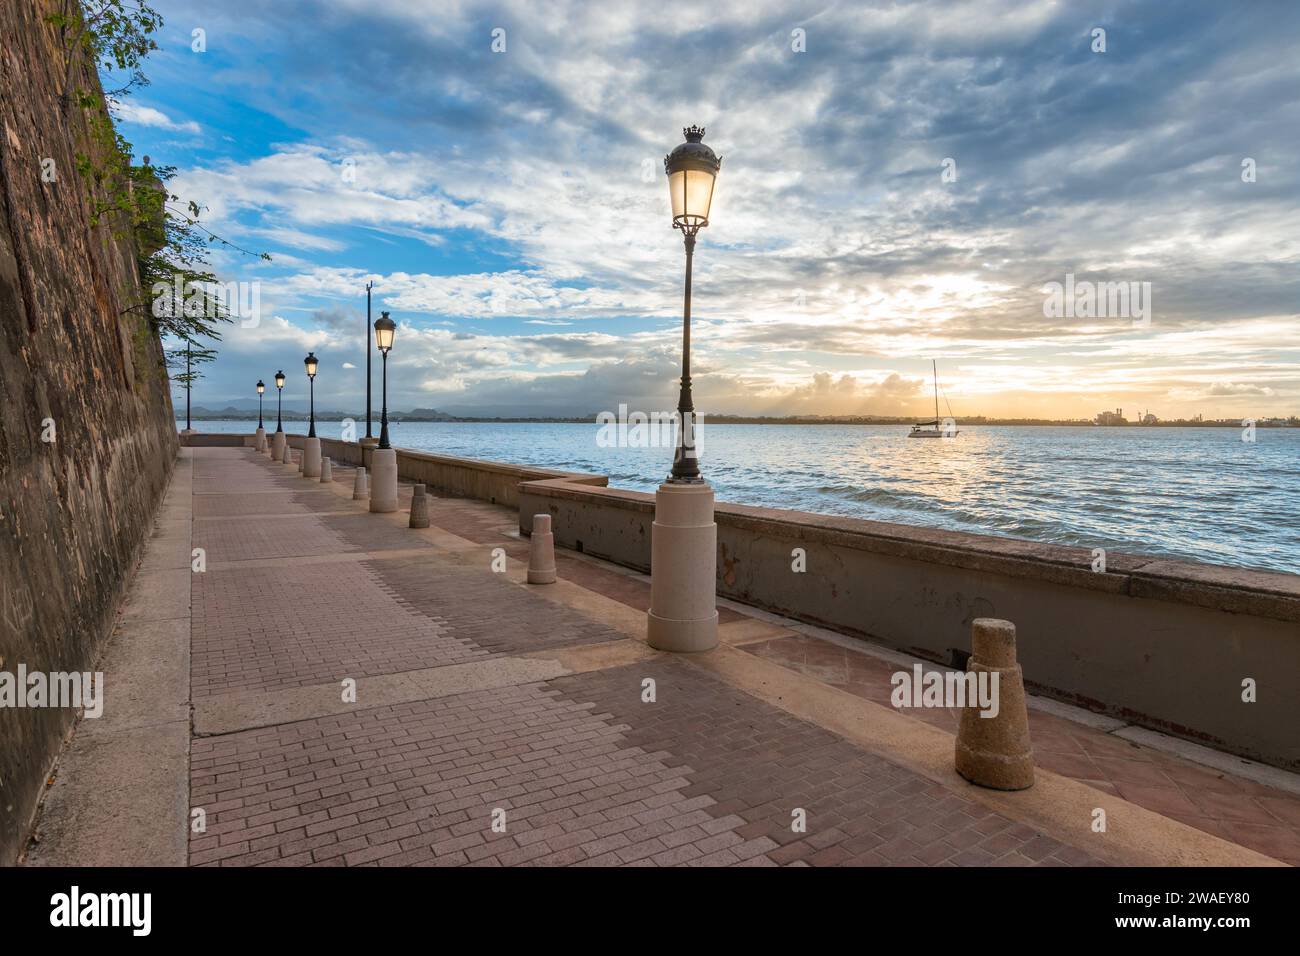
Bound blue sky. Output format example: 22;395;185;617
109;0;1299;419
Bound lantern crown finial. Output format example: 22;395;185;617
683;125;705;143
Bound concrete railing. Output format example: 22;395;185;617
297;434;605;508
180;431;1300;771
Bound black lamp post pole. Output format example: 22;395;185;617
185;342;192;431
308;376;316;438
671;232;700;481
276;382;283;431
365;281;374;439
379;351;390;450
258;392;263;429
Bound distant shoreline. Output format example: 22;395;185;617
176;413;1298;428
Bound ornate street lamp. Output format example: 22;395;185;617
644;125;723;656
663;125;721;482
304;352;318;438
256;380;265;429
274;369;285;431
373;312;396;450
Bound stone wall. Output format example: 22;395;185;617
0;2;178;863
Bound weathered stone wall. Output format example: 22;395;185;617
0;1;178;863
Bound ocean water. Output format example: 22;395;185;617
187;419;1300;574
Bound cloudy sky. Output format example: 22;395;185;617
114;0;1299;420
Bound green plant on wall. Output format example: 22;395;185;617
48;0;269;386
47;0;162;104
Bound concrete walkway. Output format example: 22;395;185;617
24;446;1296;866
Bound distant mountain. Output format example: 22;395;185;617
180;405;458;421
393;408;455;421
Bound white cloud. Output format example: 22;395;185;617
108;99;201;135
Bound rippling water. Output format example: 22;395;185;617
191;419;1300;573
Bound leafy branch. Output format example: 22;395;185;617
46;0;162;106
48;0;271;371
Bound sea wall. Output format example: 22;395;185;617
191;432;1300;770
266;434;607;506
0;3;178;862
518;476;1300;771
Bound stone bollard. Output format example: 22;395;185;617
646;480;718;652
284;445;296;468
527;513;556;584
297;448;305;473
352;466;369;500
302;436;322;478
369;448;398;513
408;484;430;529
955;618;1035;791
320;457;332;482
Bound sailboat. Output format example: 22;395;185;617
908;360;958;438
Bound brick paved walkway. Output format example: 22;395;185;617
179;446;1288;867
742;632;1300;865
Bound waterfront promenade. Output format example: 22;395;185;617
24;445;1299;867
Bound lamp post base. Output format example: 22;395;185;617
646;479;718;652
271;430;286;461
254;427;266;452
359;438;379;473
369;448;399;513
302;437;322;478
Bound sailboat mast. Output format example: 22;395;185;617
933;359;938;422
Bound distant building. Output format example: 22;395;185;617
1141;411;1159;425
1095;407;1128;425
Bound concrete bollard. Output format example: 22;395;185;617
352;466;369;500
527;513;556;584
369;448;398;513
408;484;430;529
297;448;305;473
955;618;1035;791
255;426;266;452
302;436;322;478
320;456;332;482
646;480;718;652
272;431;286;461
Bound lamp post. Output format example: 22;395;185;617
255;379;267;452
369;312;398;512
270;370;287;461
182;341;193;434
301;352;322;477
275;370;285;430
364;281;376;444
664;125;720;482
304;352;318;438
646;125;722;654
374;313;395;449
